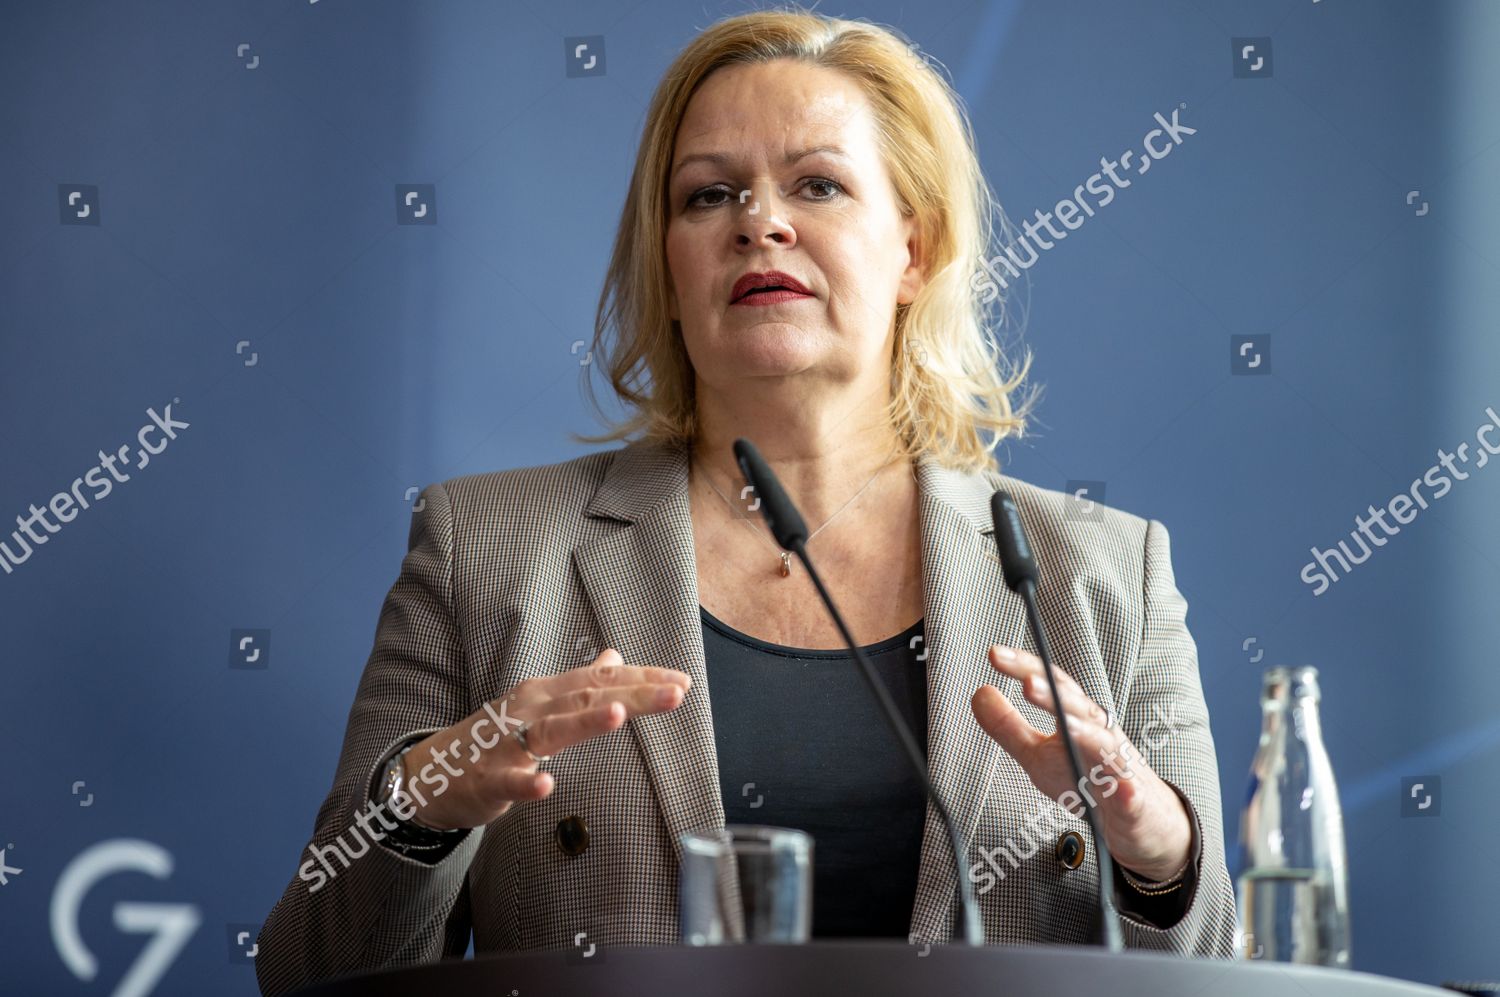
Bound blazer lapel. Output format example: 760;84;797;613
906;453;1033;943
572;438;1034;940
573;438;726;867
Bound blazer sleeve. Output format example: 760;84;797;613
1116;518;1239;956
255;481;485;996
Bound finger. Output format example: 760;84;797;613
1041;714;1141;789
1061;717;1114;758
1018;683;1115;762
990;646;1087;698
520;701;629;758
541;651;694;697
1093;732;1141;779
1022;672;1110;729
971;685;1045;755
472;765;555;809
1062;722;1154;805
546;681;686;719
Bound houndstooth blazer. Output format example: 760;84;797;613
255;436;1238;996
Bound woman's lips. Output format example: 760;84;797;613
731;289;815;307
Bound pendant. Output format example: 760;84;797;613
779;552;791;577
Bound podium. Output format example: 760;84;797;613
292;941;1455;996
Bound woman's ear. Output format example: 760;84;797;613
896;214;926;306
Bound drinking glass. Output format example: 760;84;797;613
679;825;812;945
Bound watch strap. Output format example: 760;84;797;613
369;737;467;853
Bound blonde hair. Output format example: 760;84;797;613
573;4;1036;473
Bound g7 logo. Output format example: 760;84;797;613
51;839;201;997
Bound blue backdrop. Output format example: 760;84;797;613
3;0;1497;993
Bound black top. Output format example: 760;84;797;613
701;604;929;939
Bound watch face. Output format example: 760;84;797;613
381;757;402;799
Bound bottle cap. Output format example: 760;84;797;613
1262;665;1321;701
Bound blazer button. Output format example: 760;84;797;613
556;815;590;856
1055;830;1085;870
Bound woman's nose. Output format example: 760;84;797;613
734;178;794;244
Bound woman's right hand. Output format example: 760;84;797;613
395;648;691;831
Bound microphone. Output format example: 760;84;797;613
990;489;1124;952
732;438;985;947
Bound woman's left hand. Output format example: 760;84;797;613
970;644;1192;883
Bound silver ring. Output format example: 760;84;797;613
1102;708;1117;731
511;721;552;764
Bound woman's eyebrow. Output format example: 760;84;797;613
671;144;851;178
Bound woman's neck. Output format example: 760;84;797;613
686;431;915;534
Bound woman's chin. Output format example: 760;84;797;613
730;347;821;376
727;324;823;363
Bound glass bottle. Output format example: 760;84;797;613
1236;665;1351;967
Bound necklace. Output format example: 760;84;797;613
691;445;901;579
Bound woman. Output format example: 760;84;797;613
256;9;1236;994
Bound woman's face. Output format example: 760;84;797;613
665;59;924;392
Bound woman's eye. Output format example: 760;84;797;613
803;178;843;200
686;187;732;209
685;178;843;210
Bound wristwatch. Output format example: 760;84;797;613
370;739;468;855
